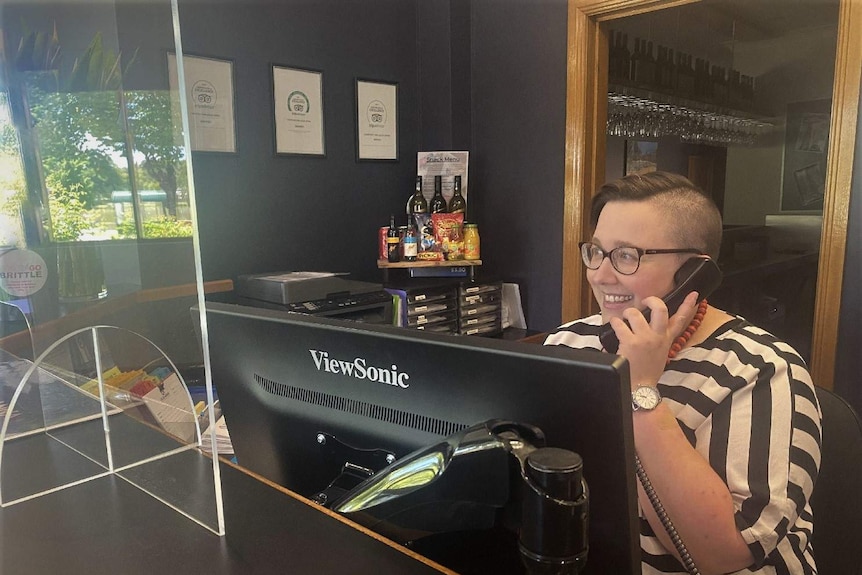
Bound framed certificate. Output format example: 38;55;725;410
355;78;398;161
168;53;237;153
272;65;325;157
780;99;831;213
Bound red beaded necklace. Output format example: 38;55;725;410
666;299;709;365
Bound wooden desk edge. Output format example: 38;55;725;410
218;456;458;574
0;280;234;355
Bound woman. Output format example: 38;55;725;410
545;172;821;575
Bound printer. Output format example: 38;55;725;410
234;272;393;325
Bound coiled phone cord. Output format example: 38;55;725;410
635;454;701;575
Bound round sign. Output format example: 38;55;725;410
366;100;387;126
192;80;217;107
0;249;48;297
287;90;310;114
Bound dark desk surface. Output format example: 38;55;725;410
0;432;450;575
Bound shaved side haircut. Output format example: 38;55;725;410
590;171;723;260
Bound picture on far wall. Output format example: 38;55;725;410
625;140;658;175
167;53;237;153
272;65;325;157
781;99;831;212
355;79;398;161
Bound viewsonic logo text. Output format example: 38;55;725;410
309;350;410;388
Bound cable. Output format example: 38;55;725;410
635;454;701;575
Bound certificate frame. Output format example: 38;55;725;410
780;98;831;213
272;64;326;157
355;78;399;161
167;52;237;154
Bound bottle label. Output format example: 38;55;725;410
387;237;401;262
464;228;480;260
403;237;418;258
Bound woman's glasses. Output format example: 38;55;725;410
579;242;702;275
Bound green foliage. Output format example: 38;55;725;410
116;216;192;239
0;94;20;154
16;28;135;93
12;23;183;241
14;21;61;74
0;122;19;155
123;91;185;216
28;89;127;211
44;161;99;241
67;33;124;92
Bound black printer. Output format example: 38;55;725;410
235;272;393;324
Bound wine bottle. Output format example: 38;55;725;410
403;221;418;261
387;214;401;263
643;41;656;89
429;175;447;214
407;176;428;215
448;175;466;214
630;37;642;85
620;34;631;83
609;31;620;81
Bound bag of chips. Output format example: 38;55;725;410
414;213;443;260
432;213;465;260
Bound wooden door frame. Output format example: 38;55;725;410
563;0;862;390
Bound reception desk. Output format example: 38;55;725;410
0;445;452;575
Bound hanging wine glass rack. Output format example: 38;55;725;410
608;84;774;146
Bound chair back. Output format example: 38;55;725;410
811;386;862;575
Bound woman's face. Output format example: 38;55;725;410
588;200;684;323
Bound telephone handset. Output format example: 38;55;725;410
599;256;723;354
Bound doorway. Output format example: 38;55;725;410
562;0;862;389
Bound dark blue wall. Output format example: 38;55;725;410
4;0;574;332
171;0;424;284
166;0;569;330
468;0;568;330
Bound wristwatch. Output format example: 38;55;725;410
632;385;662;412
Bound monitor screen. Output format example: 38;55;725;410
204;302;639;575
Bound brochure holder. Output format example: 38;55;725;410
0;325;222;534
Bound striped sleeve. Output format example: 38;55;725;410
543;314;604;350
670;322;821;574
720;327;820;571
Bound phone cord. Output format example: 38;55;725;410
635;454;701;575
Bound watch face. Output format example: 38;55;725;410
633;386;661;411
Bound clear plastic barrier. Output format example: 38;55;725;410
0;326;219;532
0;0;223;535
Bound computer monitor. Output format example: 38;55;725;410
204;302;639;575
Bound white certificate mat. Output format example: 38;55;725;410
273;66;325;156
168;53;237;153
356;79;398;160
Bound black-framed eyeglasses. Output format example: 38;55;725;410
579;242;703;275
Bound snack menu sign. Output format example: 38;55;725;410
417;151;469;205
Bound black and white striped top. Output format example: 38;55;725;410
544;314;821;575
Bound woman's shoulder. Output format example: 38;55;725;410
711;316;806;363
697;314;814;392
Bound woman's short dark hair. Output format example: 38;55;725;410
590;171;723;260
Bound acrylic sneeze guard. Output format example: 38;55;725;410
0;0;224;535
